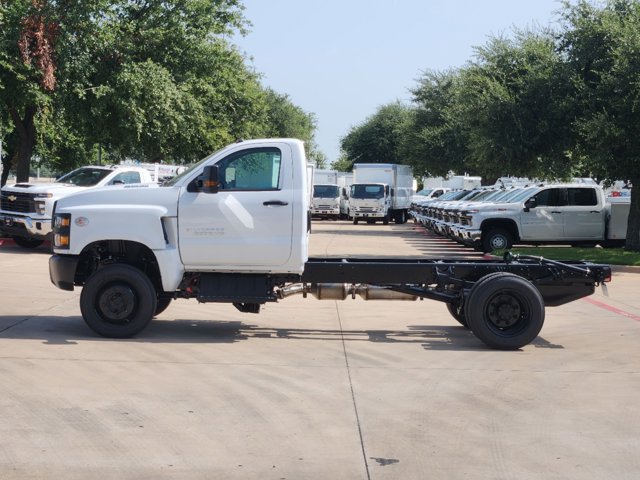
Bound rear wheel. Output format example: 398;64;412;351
13;236;44;249
353;217;359;225
394;210;406;224
80;264;157;338
466;273;544;350
446;302;468;328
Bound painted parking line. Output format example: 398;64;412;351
582;296;640;323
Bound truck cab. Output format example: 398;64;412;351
349;183;390;224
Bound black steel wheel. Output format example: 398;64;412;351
382;215;389;225
466;273;544;350
80;264;157;338
482;228;513;253
446;302;468;328
13;236;44;249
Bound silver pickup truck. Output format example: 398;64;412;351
450;184;629;252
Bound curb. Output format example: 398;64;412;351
611;265;640;274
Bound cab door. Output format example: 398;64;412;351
178;145;294;269
520;187;566;241
563;187;605;239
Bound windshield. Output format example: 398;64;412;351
351;184;384;199
416;189;433;196
501;187;538;203
313;185;340;198
56;167;112;187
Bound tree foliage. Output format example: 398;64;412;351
0;0;322;184
340;102;411;170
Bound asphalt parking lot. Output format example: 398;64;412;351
1;222;639;479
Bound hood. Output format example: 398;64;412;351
56;183;179;216
2;182;87;195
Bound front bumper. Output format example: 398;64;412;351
457;227;482;244
49;254;79;291
0;213;51;239
311;207;340;216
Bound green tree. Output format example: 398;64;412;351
340;102;411;169
559;0;640;250
455;30;576;182
259;88;323;163
0;0;256;184
402;70;471;179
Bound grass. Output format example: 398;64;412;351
495;246;640;266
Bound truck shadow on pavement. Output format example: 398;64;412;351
0;315;563;350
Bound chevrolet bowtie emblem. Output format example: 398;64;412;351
7;195;17;202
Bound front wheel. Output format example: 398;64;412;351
466;273;544;350
352;217;359;225
13;236;44;249
80;264;157;338
482;228;513;253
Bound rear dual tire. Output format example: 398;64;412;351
466;273;544;350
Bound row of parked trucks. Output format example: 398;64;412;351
410;181;630;252
311;164;413;224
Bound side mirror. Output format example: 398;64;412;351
524;197;537;212
202;165;220;194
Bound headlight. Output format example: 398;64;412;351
53;213;71;249
35;193;53;199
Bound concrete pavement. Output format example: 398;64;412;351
0;223;639;479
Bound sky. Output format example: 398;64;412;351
232;0;564;164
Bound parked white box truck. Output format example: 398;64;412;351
350;163;414;224
311;169;340;220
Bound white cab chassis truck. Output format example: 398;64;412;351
350;163;414;225
49;139;611;350
0;165;154;248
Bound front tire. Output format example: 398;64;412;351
80;264;157;338
482;228;513;253
466;273;544;350
155;296;173;316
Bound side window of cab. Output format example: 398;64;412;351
216;148;282;191
110;171;141;185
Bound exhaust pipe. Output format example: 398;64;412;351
278;283;417;301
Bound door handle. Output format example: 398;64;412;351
590;211;599;214
263;200;289;206
551;211;562;214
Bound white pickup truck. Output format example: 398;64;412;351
454;184;629;252
0;165;154;248
48;139;612;350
